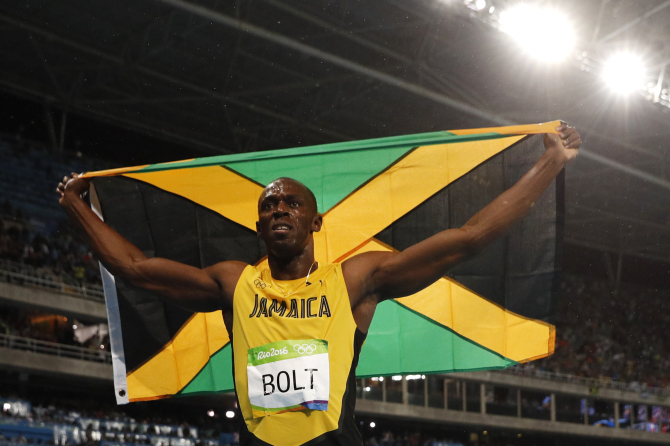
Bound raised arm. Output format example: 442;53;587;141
57;175;245;312
344;125;581;313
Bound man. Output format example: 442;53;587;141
57;125;581;446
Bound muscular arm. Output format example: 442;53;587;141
57;176;244;312
344;127;581;317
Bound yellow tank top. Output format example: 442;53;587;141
232;263;361;446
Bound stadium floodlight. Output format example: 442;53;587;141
463;0;486;10
603;53;645;94
225;411;235;419
499;4;574;62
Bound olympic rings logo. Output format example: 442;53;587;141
254;278;271;290
293;343;317;355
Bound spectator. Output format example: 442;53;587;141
530;275;670;388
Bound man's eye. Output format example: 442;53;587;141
291;201;300;207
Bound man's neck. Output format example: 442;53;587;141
268;249;317;280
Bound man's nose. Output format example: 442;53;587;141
274;201;290;215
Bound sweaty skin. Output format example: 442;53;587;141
58;126;581;334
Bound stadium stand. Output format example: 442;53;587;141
535;275;670;388
0;395;233;446
0;204;103;289
0;306;109;351
0;139;112;232
0;137;108;290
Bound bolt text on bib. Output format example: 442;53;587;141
262;369;319;395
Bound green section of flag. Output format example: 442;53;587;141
136;130;458;172
357;300;516;377
178;343;235;396
128;131;520;213
229;145;412;213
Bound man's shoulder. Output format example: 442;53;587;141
204;261;250;299
206;260;250;276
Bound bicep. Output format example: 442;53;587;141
130;258;243;312
364;227;476;300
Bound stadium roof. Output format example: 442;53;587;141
0;0;669;263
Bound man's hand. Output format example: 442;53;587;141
57;173;91;205
544;124;581;164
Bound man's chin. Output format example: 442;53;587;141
268;240;301;258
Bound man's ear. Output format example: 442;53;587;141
256;221;261;237
311;214;323;233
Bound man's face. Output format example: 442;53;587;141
256;179;321;258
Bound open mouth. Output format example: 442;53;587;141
271;223;292;233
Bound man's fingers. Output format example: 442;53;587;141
558;128;579;146
567;137;582;149
559;126;575;139
569;133;580;144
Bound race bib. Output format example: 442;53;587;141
247;339;330;418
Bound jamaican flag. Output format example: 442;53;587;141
85;121;562;404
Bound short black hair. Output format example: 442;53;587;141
263;177;318;214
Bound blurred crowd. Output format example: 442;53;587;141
0;201;101;287
364;431;463;446
532;275;670;388
0;394;231;446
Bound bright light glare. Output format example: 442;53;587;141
207;410;215;417
603;53;645;94
225;411;235;419
499;5;574;62
370;422;376;428
3;403;10;411
464;0;486;10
